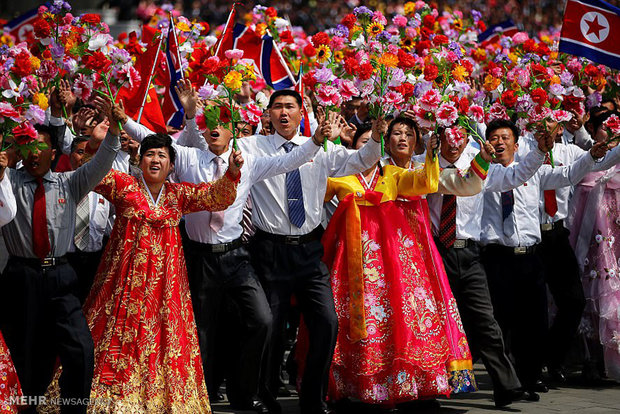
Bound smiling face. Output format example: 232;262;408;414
269;95;302;139
487;127;518;166
139;147;173;186
388;122;417;160
24;132;55;178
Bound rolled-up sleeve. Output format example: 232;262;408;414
0;172;16;227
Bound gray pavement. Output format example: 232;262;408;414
212;364;620;414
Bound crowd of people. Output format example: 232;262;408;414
1;0;620;413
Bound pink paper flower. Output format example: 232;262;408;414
0;102;21;122
552;109;572;123
604;114;620;135
436;102;458;127
338;79;360;101
487;103;510;122
240;103;263;126
382;91;404;108
393;15;408;28
468;105;485;124
445;127;466;148
512;32;529;44
73;74;94;101
224;49;244;60
316;85;342;107
419;89;441;111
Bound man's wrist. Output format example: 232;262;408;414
311;134;323;147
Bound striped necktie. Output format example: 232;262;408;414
74;195;90;251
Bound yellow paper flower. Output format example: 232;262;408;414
334;50;344;62
451;65;468;82
550;75;561;85
176;21;191;32
256;23;267;37
483;75;501;92
33;93;49;111
244;64;257;80
400;37;415;51
453;19;463;31
29;56;41;71
224;71;243;90
368;22;384;38
0;34;13;47
378;52;399;68
404;2;416;16
316;45;332;64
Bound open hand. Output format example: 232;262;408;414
175;79;198;119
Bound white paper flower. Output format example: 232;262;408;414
2;79;26;99
204;35;218;48
274;18;289;30
255;91;269;109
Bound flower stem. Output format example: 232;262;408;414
102;76;123;132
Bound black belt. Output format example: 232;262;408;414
541;219;564;233
187;237;243;254
12;255;69;269
255;227;322;245
483;244;537;256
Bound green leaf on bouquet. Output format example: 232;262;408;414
204;106;220;131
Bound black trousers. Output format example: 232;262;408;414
251;232;338;411
435;240;521;392
66;249;103;304
482;245;548;389
185;240;272;406
537;224;586;368
0;257;94;414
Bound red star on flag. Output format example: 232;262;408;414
585;14;606;37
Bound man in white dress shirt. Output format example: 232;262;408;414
246;90;382;414
479;119;609;397
118;83;332;414
65;137;111;304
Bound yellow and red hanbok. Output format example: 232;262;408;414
321;153;479;405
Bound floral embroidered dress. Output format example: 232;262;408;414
0;331;22;414
387;155;489;395
320;154;475;406
81;170;238;413
567;167;620;381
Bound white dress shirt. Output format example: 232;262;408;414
68;191;110;253
246;132;382;235
175;137;320;243
427;145;545;241
562;126;594;150
0;174;17;227
481;151;596;247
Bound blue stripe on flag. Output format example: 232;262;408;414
559;38;620;70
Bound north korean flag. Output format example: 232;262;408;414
4;3;49;43
560;0;620;70
477;20;518;46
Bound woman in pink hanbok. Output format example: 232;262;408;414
567;111;620;381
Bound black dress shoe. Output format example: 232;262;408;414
209;391;225;402
523;391;540;402
230;399;270;414
494;389;525;408
259;393;282;414
548;366;567;383
528;380;549;393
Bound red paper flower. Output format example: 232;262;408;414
433;34;449;46
584;64;600;78
423;14;436;28
303;43;316;57
397;49;416;68
523;39;538;53
83;52;112;72
81;13;101;25
415;40;431;55
280;30;294;44
265;7;278;18
358;62;374;81
12;122;38;145
424;64;439;81
303;71;317;91
531;88;548;106
344;57;359;75
311;32;330;47
33;18;51;38
11;52;33;77
341;13;357;30
501;90;518;108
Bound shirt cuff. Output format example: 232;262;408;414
225;168;241;183
470;153;490;180
49;115;65;127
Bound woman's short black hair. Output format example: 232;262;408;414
352;122;372;148
386;116;420;144
139;133;176;164
268;90;303;108
485;119;520;143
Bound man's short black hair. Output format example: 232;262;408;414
485;119;520;143
139;133;176;164
268;90;303;108
70;136;89;153
32;124;55;147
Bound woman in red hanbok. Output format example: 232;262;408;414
39;133;242;414
0;331;22;414
318;118;485;407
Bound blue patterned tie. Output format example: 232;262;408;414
501;190;515;237
282;142;306;228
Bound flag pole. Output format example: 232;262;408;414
267;28;297;85
137;33;165;124
169;12;185;80
215;3;238;57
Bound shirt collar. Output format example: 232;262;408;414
204;146;233;165
273;131;306;149
25;170;55;183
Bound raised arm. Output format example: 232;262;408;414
327;116;383;177
397;138;440;197
439;153;489;196
539;142;607;190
